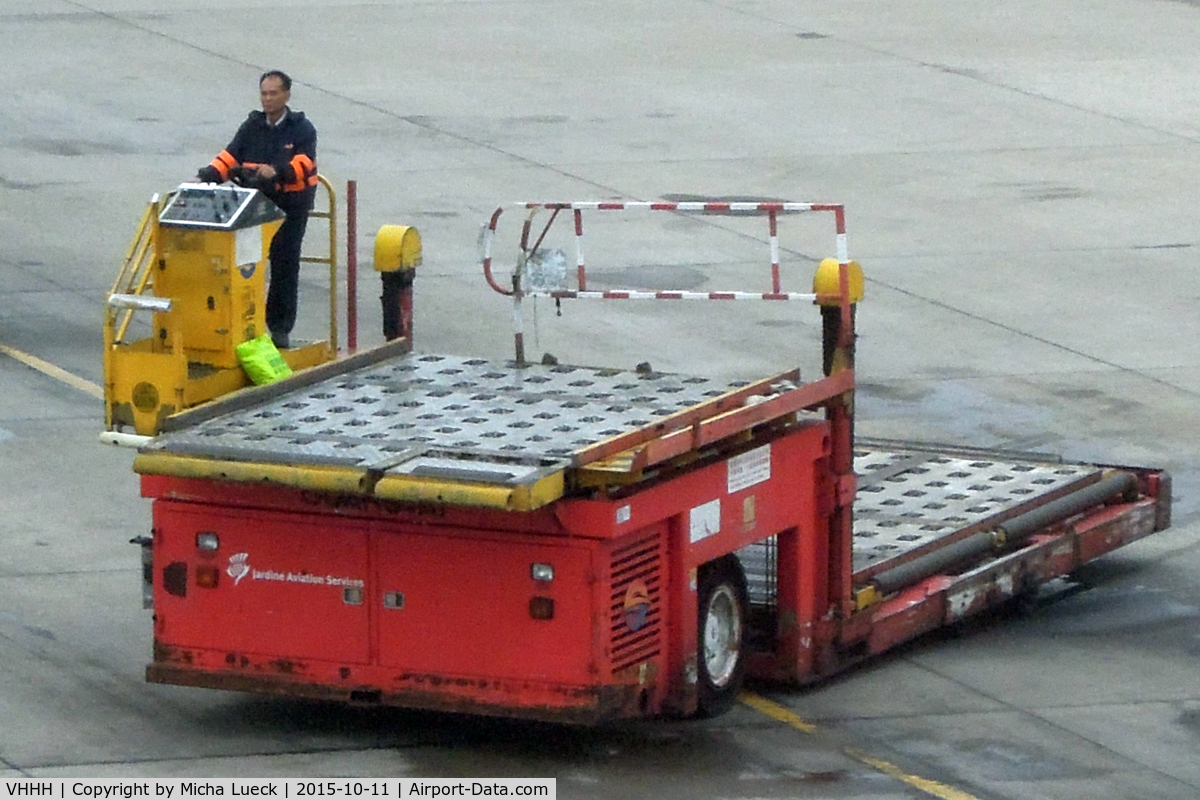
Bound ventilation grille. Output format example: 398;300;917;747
608;530;663;673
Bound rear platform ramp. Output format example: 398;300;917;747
851;443;1103;575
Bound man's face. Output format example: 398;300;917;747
260;76;289;118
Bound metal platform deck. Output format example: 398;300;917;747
737;443;1102;604
144;352;1099;573
850;445;1099;575
142;353;772;483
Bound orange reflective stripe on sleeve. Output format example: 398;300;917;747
283;153;316;192
209;150;238;180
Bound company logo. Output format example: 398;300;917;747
227;552;251;585
623;579;651;632
239;262;256;279
224;551;365;591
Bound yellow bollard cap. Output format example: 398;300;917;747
813;258;864;306
374;225;422;273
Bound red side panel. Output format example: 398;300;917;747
374;532;596;683
153;503;371;664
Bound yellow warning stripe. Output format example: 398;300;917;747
739;690;818;732
740;692;981;800
0;342;104;400
845;748;982;800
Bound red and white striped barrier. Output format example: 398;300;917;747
479;200;852;361
525;289;815;301
483;200;848;296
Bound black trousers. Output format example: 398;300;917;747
266;211;309;337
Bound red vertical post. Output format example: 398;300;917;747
662;514;699;718
346;180;358;353
771;527;807;681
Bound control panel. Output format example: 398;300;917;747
159;183;285;230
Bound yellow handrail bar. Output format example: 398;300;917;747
301;175;339;352
110;197;156;295
111;194;164;344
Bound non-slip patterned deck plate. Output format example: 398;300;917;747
850;447;1100;573
144;353;758;478
146;353;1098;569
738;446;1102;604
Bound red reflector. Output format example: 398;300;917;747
529;596;554;620
195;565;220;589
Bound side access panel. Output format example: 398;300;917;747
374;531;597;683
152;502;372;664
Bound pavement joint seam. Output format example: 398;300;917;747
903;657;1200;792
708;0;1200;149
0;569;140;578
61;0;632;205
876;240;1196;259
0;755;30;776
863;278;1200;398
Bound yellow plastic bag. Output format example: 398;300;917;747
235;333;293;385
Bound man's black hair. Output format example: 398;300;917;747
260;70;292;91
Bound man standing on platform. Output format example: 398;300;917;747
197;70;317;349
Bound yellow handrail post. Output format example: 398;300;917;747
302;175;338;353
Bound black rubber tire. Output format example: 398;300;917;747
696;555;749;718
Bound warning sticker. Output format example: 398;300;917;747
235;225;262;269
689;499;721;543
728;445;771;494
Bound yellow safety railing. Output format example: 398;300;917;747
302;175;339;352
109;193;166;344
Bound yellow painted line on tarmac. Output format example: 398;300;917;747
739;690;818;732
845;748;982;800
0;342;105;400
740;692;982;800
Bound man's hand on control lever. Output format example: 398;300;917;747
226;164;270;188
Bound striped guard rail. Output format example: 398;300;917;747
481;200;849;298
524;289;817;301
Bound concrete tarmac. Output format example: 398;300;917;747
1;1;1198;798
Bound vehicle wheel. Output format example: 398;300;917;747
696;555;748;717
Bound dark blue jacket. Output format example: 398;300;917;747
199;109;317;214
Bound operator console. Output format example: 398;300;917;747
158;182;285;230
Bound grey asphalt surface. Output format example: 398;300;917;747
2;1;1199;798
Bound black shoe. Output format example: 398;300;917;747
271;332;290;350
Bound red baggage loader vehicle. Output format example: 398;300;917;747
128;201;1170;723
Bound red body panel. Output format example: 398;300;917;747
372;532;596;681
144;421;833;722
154;505;373;663
141;418;1168;722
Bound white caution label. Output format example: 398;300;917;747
728;444;771;494
235;225;262;267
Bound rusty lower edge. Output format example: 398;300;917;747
145;663;644;725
